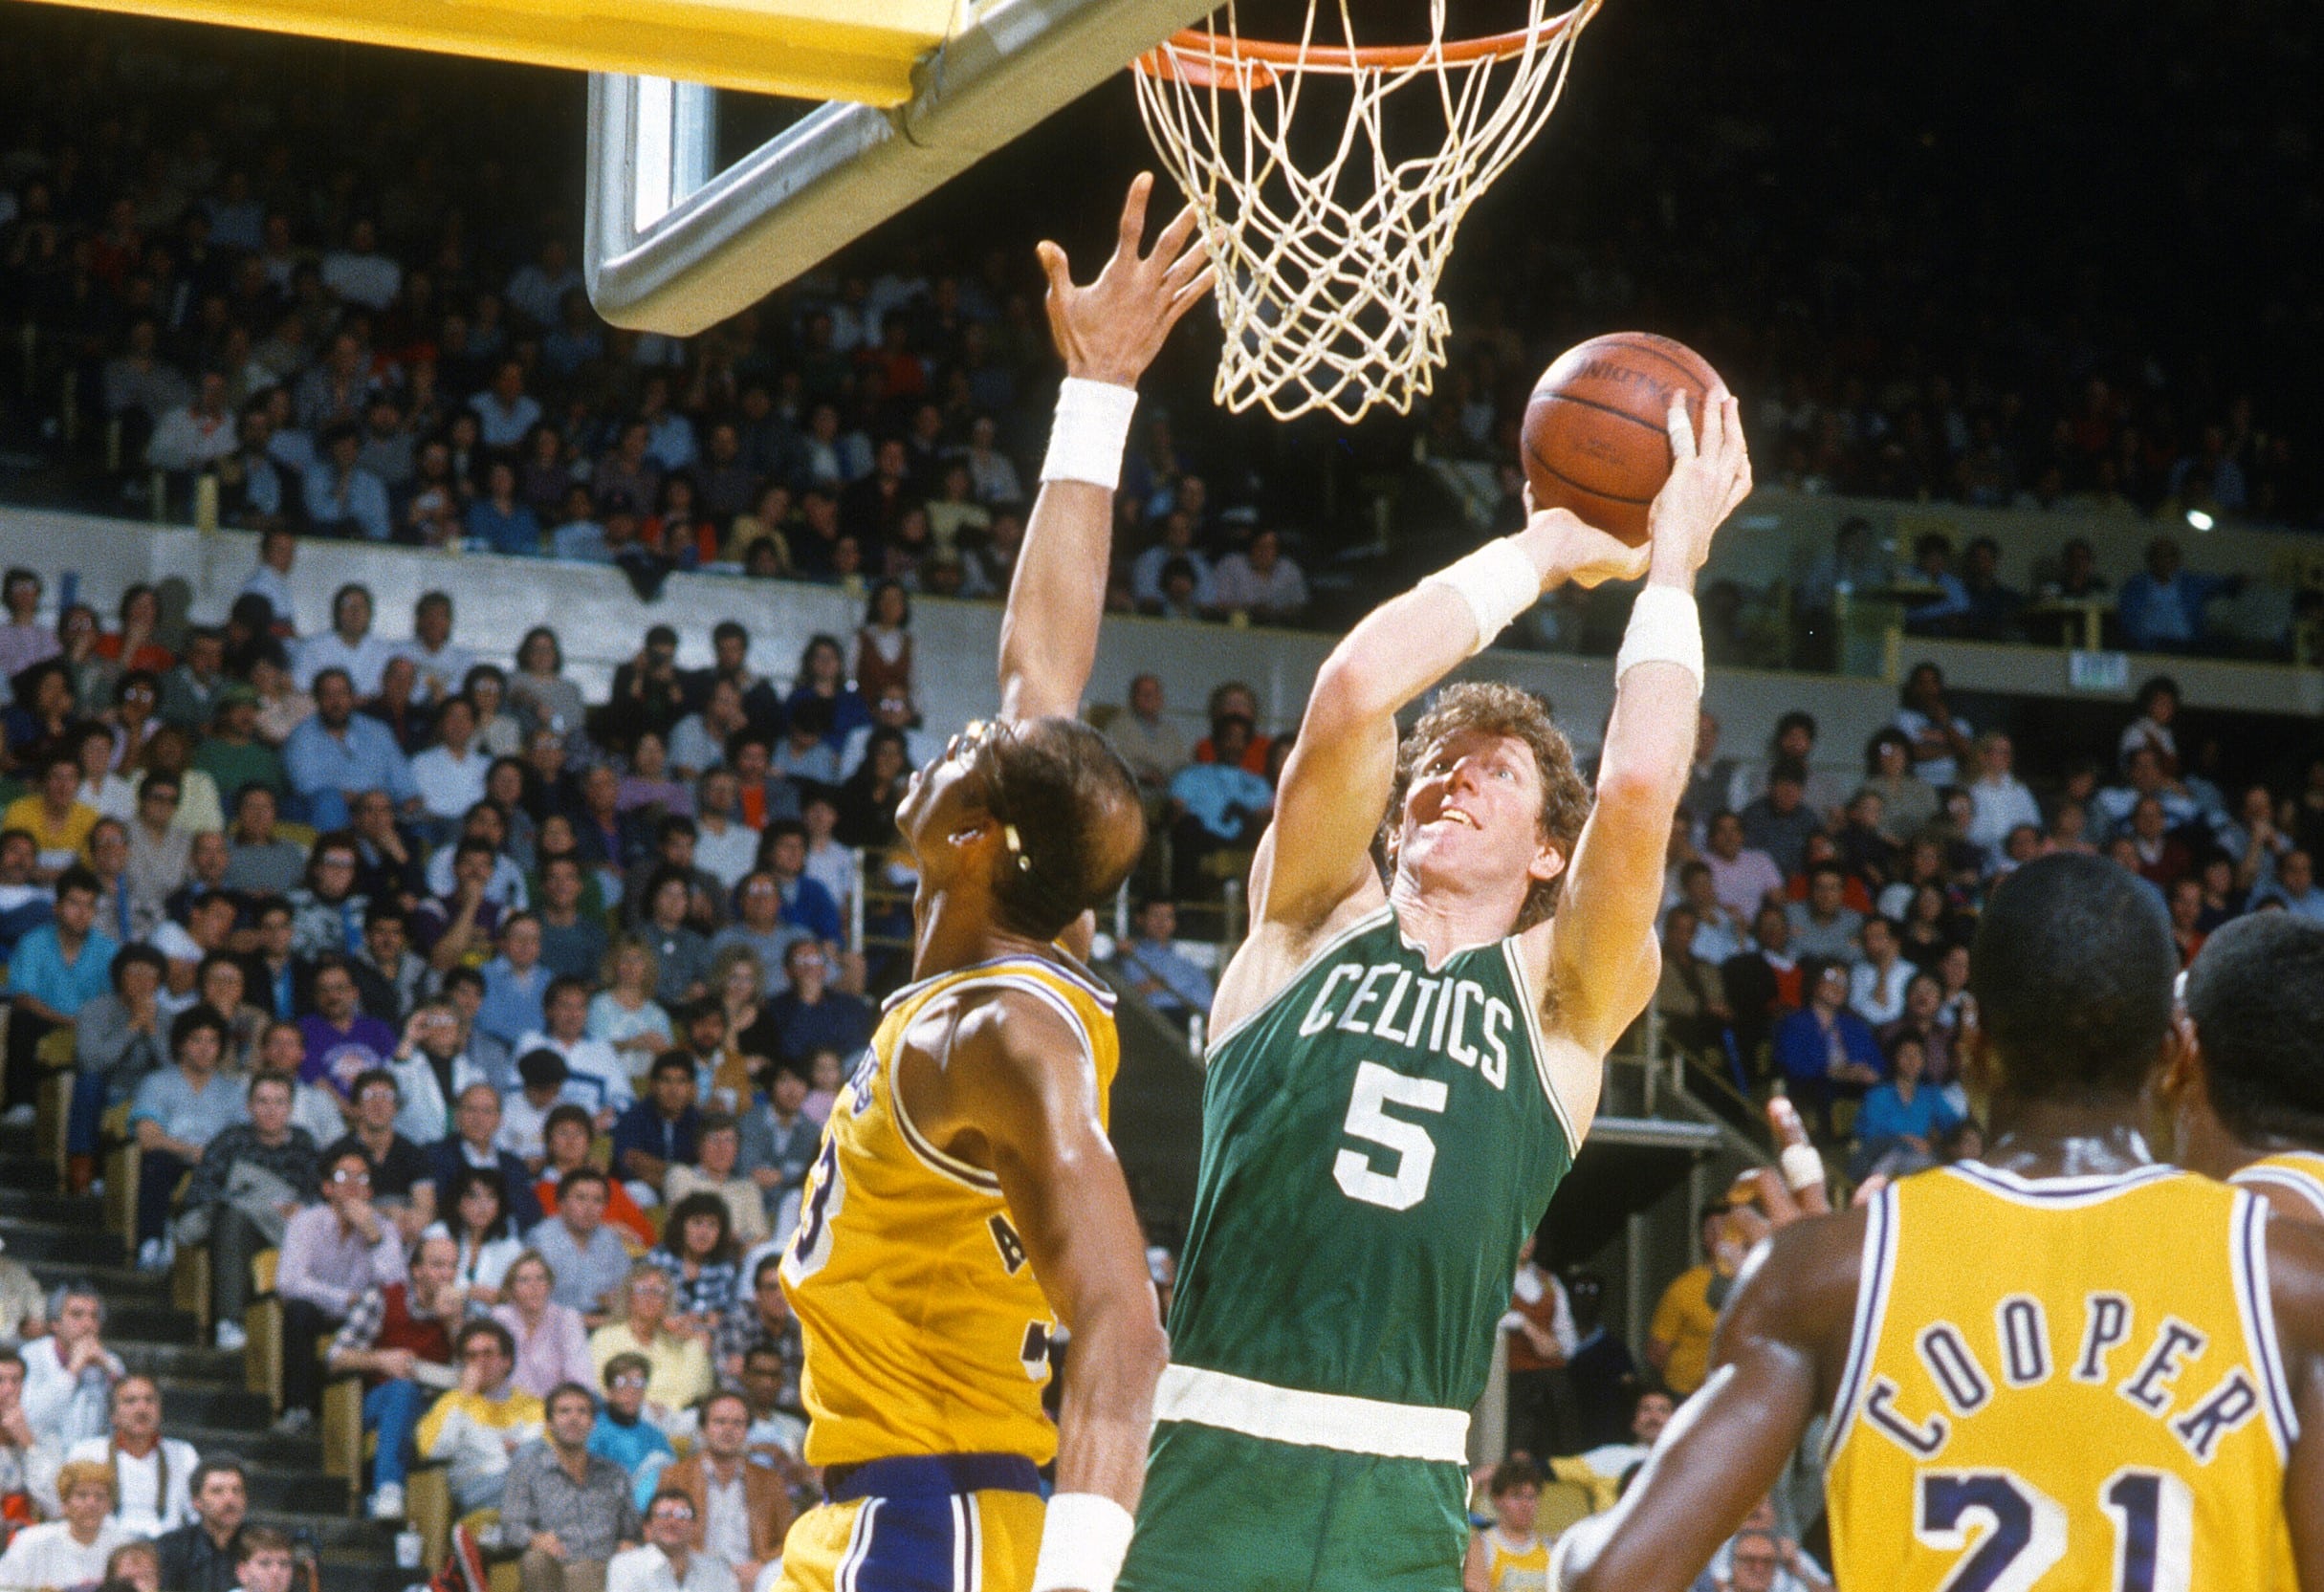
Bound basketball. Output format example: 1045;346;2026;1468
1521;332;1726;544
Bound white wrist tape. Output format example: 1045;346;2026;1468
1040;378;1139;491
1780;1143;1828;1194
1421;537;1540;652
1614;585;1705;693
1031;1493;1135;1592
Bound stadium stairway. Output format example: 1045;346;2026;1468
0;1119;415;1592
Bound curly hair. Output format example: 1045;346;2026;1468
1380;681;1591;932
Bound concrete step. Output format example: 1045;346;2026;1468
0;1216;122;1267
166;1421;325;1471
0;1186;98;1224
25;1257;177;1307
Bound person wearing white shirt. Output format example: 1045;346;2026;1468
394;592;476;705
609;1491;739;1592
1848;918;1914;1027
64;1375;199;1537
319;222;402;312
21;1286;122;1454
1963;732;2043;865
0;1461;129;1591
411;700;492;827
238;527;300;635
691;774;757;892
518;979;636;1125
296;585;398;695
470;362;544;452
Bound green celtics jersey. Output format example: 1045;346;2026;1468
1167;905;1578;1412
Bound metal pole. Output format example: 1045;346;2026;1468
848;849;866;954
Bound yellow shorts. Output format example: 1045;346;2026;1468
777;1456;1045;1592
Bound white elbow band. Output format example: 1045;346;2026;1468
1614;585;1705;694
1421;537;1540;652
1780;1143;1828;1194
1040;378;1139;491
1031;1492;1135;1592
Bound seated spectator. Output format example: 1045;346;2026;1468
1463;1458;1548;1592
610;1486;735;1592
1167;715;1274;898
8;868;118;1118
2122;796;2195;887
519;976;636;1125
757;823;842;946
691;774;757;892
590;1267;713;1431
254;1017;352;1146
219;786;302;895
493;1251;595;1403
479;914;555;1047
1847;916;1913;1027
20;1282;121;1455
664;1112;768;1253
2258;848;2324;922
193;689;286;815
716;1254;802;1393
708;879;811;1000
285;837;368;962
615;1055;701;1202
1739;761;1820;878
636;871;714;1010
425;803;533;907
347;789;428;907
588;1351;677;1480
323;1067;438;1240
1106;674;1190;818
1785;864;1865;961
328;1230;465;1519
834;691;938;782
282;667;417;831
650;1192;741;1334
536;858;612;984
1211;529;1309;624
588;940;673;1077
104;1530;161;1590
538;1105;657;1250
498;1048;572;1169
62;1375;197;1536
1110;899;1215;1020
1772;961;1886;1132
430;1081;546;1235
274;1145;408;1434
418;1318;545;1516
744;943;871;1072
0;831;55;963
643;1391;789;1588
1693;1500;1833;1592
2117;535;2241;653
65;944;171;1191
1563;1384;1675;1501
494;1382;641;1592
5;756;99;880
1669;861;1750;967
153;1456;249;1592
0;1349;55;1521
734;1342;804;1459
0;1460;127;1590
1699;811;1785;925
1894;663;1974;789
1963;731;2043;866
1655;906;1734;1073
179;1070;321;1348
438;1166;528;1305
669;682;749;785
1831;787;1897;888
525;1167;636;1322
127;1006;249;1268
412;697;493;831
737;1067;818;1247
1849;1032;1962;1184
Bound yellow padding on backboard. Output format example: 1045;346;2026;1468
17;0;965;104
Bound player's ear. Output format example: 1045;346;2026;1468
1527;837;1568;886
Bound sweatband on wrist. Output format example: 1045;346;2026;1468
1040;378;1139;491
1780;1143;1827;1194
1420;537;1540;652
1031;1493;1135;1592
1614;584;1705;692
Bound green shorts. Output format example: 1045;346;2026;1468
1119;1419;1468;1592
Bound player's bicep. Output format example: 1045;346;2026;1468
1249;710;1398;928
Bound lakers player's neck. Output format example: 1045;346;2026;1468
1982;1097;2157;1181
910;882;1055;981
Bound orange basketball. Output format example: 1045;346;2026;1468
1521;333;1725;544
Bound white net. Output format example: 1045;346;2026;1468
1134;0;1599;424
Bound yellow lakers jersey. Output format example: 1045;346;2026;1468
1481;1530;1548;1592
781;953;1119;1469
1826;1162;2297;1592
2232;1148;2324;1226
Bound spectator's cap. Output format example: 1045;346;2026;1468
517;1048;568;1088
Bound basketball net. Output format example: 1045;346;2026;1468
1133;0;1600;424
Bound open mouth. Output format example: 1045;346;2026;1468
1430;808;1480;830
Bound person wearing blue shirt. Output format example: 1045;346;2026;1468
1772;959;1887;1135
1166;714;1276;898
302;425;394;542
465;464;543;556
477;916;554;1046
6;867;119;1118
758;823;841;944
611;1054;699;1194
2116;535;2242;654
589;1349;675;1489
283;668;418;831
126;1006;250;1265
1111;899;1216;1019
1848;1030;1962;1182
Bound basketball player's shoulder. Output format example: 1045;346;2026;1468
1211;886;1389;1037
1722;1205;1867;1364
2263;1204;2324;1364
2231;1148;2324;1227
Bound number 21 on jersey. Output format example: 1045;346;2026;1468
1916;1467;2190;1592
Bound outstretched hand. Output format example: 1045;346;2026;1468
1645;387;1753;582
1037;172;1216;388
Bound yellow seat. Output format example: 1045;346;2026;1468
1537;1478;1596;1537
100;1102;140;1239
170;1245;212;1337
245;1250;283;1408
32;1025;75;1188
408;1469;454;1566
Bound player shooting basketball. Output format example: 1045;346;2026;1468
1116;394;1750;1592
776;174;1211;1592
1550;855;2324;1592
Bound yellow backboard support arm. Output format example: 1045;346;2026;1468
14;0;963;105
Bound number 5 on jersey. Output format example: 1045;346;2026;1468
1335;1059;1449;1211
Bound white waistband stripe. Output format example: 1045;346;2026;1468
1152;1363;1470;1464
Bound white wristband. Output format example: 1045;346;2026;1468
1040;378;1139;491
1031;1493;1135;1592
1421;537;1541;653
1614;584;1705;693
1780;1143;1827;1194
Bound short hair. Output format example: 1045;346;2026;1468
697;1109;738;1139
55;1458;117;1500
2183;913;2324;1145
171;1003;231;1055
1489;1457;1544;1496
247;1072;294;1103
349;1066;399;1102
55;864;101;903
545;973;592;1008
647;1050;695;1081
1384;682;1590;932
544;1381;597;1417
441;966;486;996
647;1485;700;1520
235;1527;295;1564
753;1253;785;1289
603;1350;653;1386
978;718;1149;940
557;1165;609;1199
456;1318;516;1362
1969;854;2176;1102
110;943;167;989
543;1102;596;1141
189;1455;247;1495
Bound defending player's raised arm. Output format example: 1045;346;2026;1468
1552;1213;1858;1592
997;173;1213;726
1538;393;1751;1054
914;991;1167;1529
1251;508;1654;931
